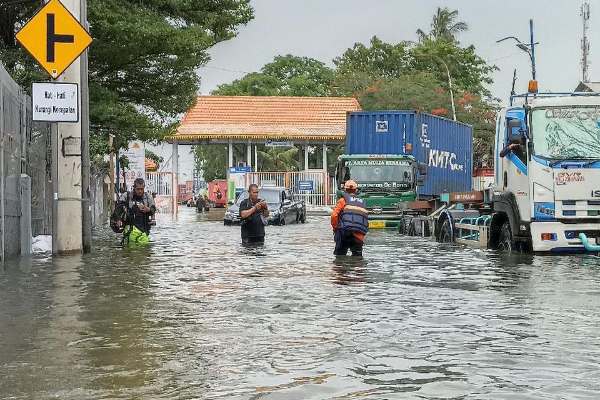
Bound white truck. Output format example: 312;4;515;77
427;90;600;252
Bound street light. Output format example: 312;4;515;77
497;19;538;81
404;41;457;121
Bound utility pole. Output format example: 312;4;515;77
529;19;536;81
55;0;83;254
80;0;91;253
582;1;591;83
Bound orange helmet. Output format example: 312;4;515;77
344;180;357;190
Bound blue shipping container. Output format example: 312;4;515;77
346;111;473;197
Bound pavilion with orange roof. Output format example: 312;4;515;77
168;96;361;175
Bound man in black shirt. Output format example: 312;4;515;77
500;137;527;164
113;178;156;244
239;184;270;244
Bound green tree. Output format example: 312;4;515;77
407;39;497;99
416;7;468;43
257;147;299;171
353;73;497;165
213;73;282;96
145;149;163;170
214;54;334;96
194;145;227;182
331;36;409;95
1;0;254;157
354;72;450;112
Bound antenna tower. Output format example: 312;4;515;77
582;2;591;82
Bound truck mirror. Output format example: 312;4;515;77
417;163;428;175
507;119;524;144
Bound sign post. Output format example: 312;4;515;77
16;0;92;254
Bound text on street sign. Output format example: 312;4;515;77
32;82;79;122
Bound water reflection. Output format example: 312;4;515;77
1;208;600;399
331;256;367;286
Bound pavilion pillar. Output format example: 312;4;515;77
304;143;309;171
254;145;258;172
228;140;233;168
246;140;252;168
172;142;178;216
322;141;327;174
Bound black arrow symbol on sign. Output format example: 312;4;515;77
46;13;74;63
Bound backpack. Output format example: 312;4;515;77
110;193;130;233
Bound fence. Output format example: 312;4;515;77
0;63;54;260
146;171;176;214
244;170;337;208
1;64;25;260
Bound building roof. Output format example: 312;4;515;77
145;158;157;171
170;96;361;143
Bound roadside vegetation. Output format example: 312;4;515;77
0;4;496;176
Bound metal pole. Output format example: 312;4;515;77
0;83;4;261
51;122;58;254
80;0;91;253
109;134;114;213
445;64;457;121
20;174;32;255
529;19;536;80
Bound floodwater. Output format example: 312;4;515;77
2;207;600;399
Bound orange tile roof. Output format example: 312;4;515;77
170;96;361;141
145;158;157;171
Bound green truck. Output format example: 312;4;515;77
334;154;423;229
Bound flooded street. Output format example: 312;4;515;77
2;207;600;399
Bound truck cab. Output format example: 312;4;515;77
493;94;600;252
335;154;425;229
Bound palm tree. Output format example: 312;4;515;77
417;7;468;43
257;147;299;171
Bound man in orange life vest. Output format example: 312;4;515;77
330;180;369;257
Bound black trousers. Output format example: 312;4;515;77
242;236;265;245
334;230;364;257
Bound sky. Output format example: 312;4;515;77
164;0;598;182
198;0;597;103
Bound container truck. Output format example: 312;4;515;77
422;86;600;253
335;111;473;229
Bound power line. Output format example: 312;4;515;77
199;65;254;74
486;51;529;63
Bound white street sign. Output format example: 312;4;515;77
265;139;294;147
32;82;78;122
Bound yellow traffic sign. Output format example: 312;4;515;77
15;0;92;79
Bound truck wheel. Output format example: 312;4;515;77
498;222;513;252
439;219;454;243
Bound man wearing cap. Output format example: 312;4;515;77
330;180;369;257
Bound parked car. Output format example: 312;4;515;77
224;186;306;226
